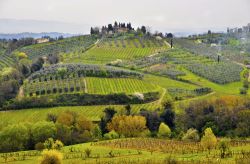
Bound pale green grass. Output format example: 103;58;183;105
1;139;249;164
179;67;243;95
0;101;161;130
64;47;165;64
86;77;160;94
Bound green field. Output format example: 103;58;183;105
1;138;249;164
0;101;162;130
63;37;169;64
0;49;14;70
18;35;97;60
86;77;159;94
23;77;160;96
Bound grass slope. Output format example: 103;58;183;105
18;35;96;60
0;101;162;130
63;37;169;64
23;77;160;96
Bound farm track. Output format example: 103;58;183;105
84;78;88;93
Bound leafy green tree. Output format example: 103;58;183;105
182;128;200;142
107;115;147;137
55;123;72;145
201;128;217;153
92;125;102;139
160;100;175;129
99;107;117;134
47;113;57;123
218;138;231;158
44;138;54;150
44;138;64;150
31;121;56;144
55;111;93;144
236;110;250;137
140;109;161;134
104;130;119;140
53;140;64;150
75;115;93;133
141;26;147;34
35;142;45;151
0;124;29;152
125;104;131;116
157;123;171;138
56;111;75;126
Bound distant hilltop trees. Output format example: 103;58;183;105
90;21;174;39
90;21;149;36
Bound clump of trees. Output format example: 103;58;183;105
6;38;35;54
182;96;250;137
99;99;176;139
0;111;93;153
107;115;148;137
0;67;23;108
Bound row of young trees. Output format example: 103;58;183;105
0;51;60;108
28;63;143;82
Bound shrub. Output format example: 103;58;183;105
243;80;249;88
77;130;93;143
164;155;178;164
201;128;217;153
56;112;74;126
44;138;55;150
16;52;28;60
157;122;171;138
44;138;64;150
31;121;57;143
240;87;247;94
104;130;119;140
40;149;63;164
182;128;200;142
84;148;92;158
218;138;231;158
92;125;102;139
35;142;45;151
107;115;148;137
53;140;64;150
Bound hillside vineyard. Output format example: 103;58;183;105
0;20;250;164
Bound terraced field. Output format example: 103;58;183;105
17;35;97;60
86;77;159;94
0;49;14;70
22;63;157;97
63;37;169;64
23;77;160;96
